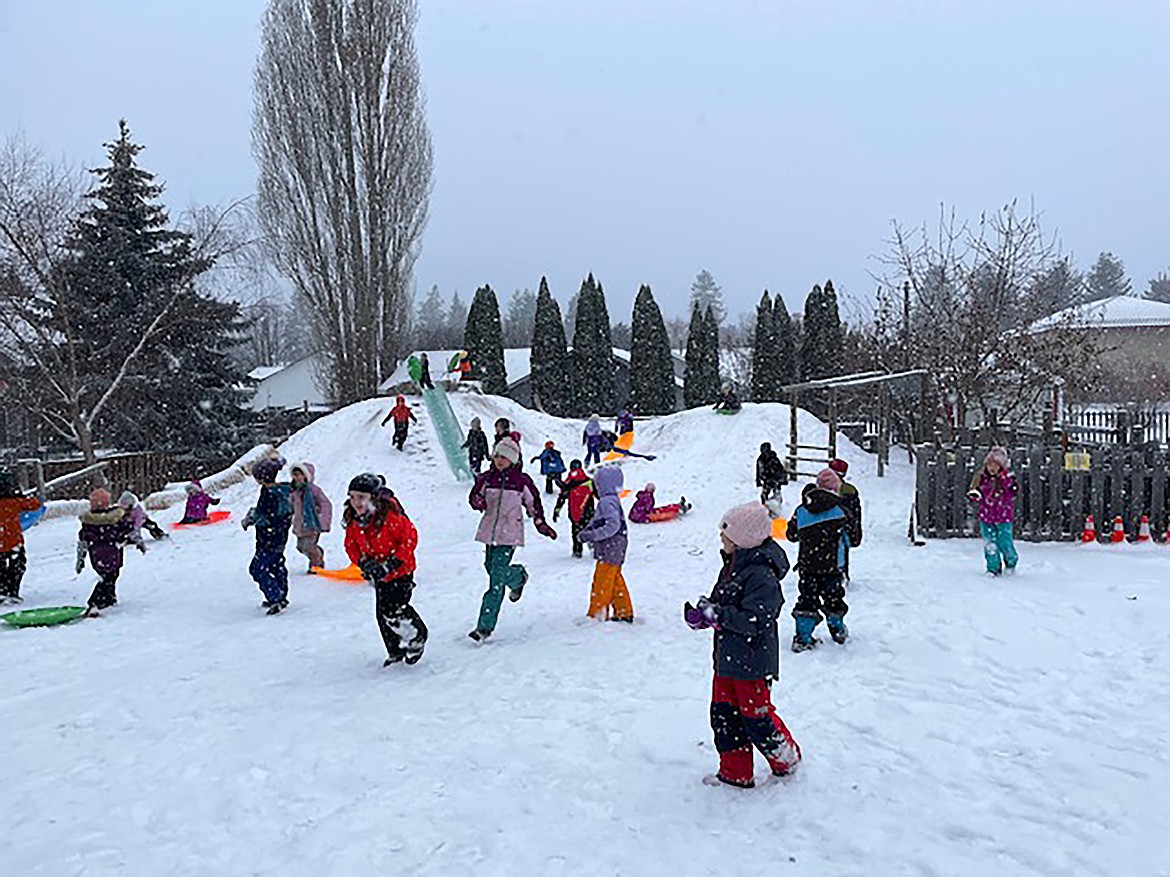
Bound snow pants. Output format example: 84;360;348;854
478;545;527;633
585;437;602;467
570;518;587;558
393;421;409;451
87;570;120;610
760;484;784;507
0;546;27;599
375;575;428;659
792;570;848;635
544;474;563;495
710;676;801;786
250;550;289;605
295;533;325;569
980;522;1018;574
587;561;633;621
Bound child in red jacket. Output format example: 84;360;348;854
0;468;42;604
343;472;428;666
553;460;595;558
381;395;418;452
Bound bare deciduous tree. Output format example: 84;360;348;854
253;0;432;405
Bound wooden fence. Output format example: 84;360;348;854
914;444;1170;542
1065;408;1170;447
13;451;237;501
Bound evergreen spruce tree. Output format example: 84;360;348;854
463;284;507;394
446;292;468;349
1148;272;1170;304
1083;252;1132;302
569;275;617;415
751;290;776;402
773;292;797;386
800;284;825;380
683;302;706;409
63;120;245;455
629;284;677;415
821;280;845;377
530;277;570;414
702;305;722;400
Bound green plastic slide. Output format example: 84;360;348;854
421;385;474;482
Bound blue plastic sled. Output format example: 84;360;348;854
20;507;46;531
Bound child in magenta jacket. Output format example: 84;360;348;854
968;446;1019;576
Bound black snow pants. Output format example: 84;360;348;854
792;570;848;622
88;570;120;610
0;546;27;599
393;421;409;451
375;575;428;659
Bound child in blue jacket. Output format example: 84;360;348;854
531;441;567;494
243;456;293;615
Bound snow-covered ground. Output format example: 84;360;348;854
4;396;1169;876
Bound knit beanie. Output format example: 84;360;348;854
985;446;1010;470
645;482;656;493
89;488;112;510
252;456;285;484
719;502;772;550
117;491;138;509
185;480;202;495
816;468;842;494
494;437;521;465
828;458;849;476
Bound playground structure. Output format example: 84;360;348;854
408;356;474;482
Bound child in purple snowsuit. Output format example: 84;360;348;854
180;480;220;524
76;488;140;612
583;414;604;467
118;491;167;542
968;447;1019;576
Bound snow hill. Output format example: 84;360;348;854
4;396;1170;876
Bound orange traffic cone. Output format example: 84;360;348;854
1081;515;1097;543
1110;516;1126;544
1136;515;1152;544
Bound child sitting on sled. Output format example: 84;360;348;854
179;480;220;524
628;483;691;524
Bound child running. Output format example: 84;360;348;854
785;469;850;651
968;447;1018;576
463;417;490;474
0;469;42;605
179;480;220;524
531;441;567;494
382;395;418;452
242;456;293;615
685;501;801;788
290;462;333;572
628;482;691;524
467;436;557;642
553;460;595;559
344;472;428;666
579;465;634;622
76;488;141;615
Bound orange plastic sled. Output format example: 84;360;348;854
771;517;788;539
604;430;635;461
308;564;366;583
170;510;231;530
646;506;682;523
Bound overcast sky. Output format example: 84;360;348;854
2;0;1167;324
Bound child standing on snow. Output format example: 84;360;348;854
684;502;801;789
968;447;1018;576
628;483;691;524
76;488;141;614
467;437;557;642
290;462;333;572
242;457;293;615
117;491;167;543
382;395;418;452
179;480;220;524
343;472;428;666
579;465;634;622
755;442;789;509
531;441;567;494
583;414;604;467
553;460;595;558
0;469;42;605
785;469;850;651
463;417;490;474
827;458;863;582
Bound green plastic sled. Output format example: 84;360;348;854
714;407;741;415
1;606;88;628
407;355;422;383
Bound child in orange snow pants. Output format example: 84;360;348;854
577;465;633;621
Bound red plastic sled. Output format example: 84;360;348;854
646;505;683;523
170;510;231;530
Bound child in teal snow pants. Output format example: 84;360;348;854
969;447;1019;575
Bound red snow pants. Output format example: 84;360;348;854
710;676;801;787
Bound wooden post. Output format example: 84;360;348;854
915;445;932;538
1152;452;1167;541
1089;447;1107;540
1110;447;1125;535
1069;460;1085;541
1047;449;1063;540
1026;445;1044;542
828;388;838;462
788;392;799;476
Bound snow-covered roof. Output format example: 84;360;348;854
247;364;287;382
1029;295;1170;332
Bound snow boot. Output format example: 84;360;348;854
468;628;492;643
266;598;289;615
679;496;692;515
827;617;849;645
702;773;755;789
792;615;819;652
384;654;405;667
0;594;23;606
508;567;529;603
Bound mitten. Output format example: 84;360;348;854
242;509;256;530
966;489;981;503
552;509;560;523
683;601;710;630
358;557;387;581
697;596;721;628
74;541;86;574
535;519;557;540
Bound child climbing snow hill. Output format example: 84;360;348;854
578;465;634;622
583;414;604;467
467;437;557;642
290;462;333;572
628;483;691;524
684;501;801;789
0;469;42;605
756;443;789;508
242;457;293;615
531;441;567;494
76;488;140;614
179;480;220;524
553;461;595;559
785;469;850;652
343;472;428;666
968;447;1019;576
463;417;490;474
382;395;418;452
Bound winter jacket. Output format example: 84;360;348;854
578;466;628;566
183;490;219;522
344;504;418;580
290;462;333;537
615;411;634;434
463;428;490;464
383;401;417;426
837;480;863;546
971;469;1017;525
78;508;134;575
0;495;41;552
709;539;790;681
247;484;293;553
583;418;603;448
716;389;742;411
786;485;848;578
532;448;566;476
554;470;595;524
756;450;789;490
469;466;546;547
628;488;656;524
